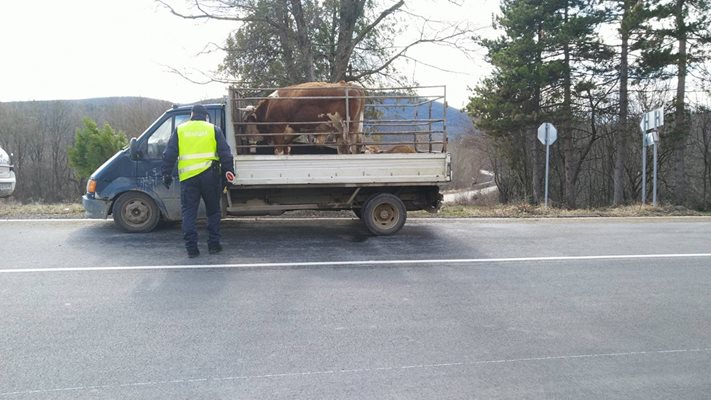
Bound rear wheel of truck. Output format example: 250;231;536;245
113;192;160;233
362;193;407;236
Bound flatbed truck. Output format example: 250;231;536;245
82;85;451;235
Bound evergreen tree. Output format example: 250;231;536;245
468;0;612;207
635;0;711;204
609;0;646;205
467;0;549;202
68;118;127;181
543;0;613;208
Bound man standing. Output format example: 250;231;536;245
162;104;234;258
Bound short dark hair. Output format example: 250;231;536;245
191;104;208;120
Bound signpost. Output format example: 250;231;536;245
640;108;663;206
537;122;557;207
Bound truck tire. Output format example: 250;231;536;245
113;192;161;233
362;193;407;235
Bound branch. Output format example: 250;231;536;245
161;64;219;85
196;41;226;56
156;0;241;21
351;0;405;47
400;54;475;75
155;0;286;31
351;29;470;80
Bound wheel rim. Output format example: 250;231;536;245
123;199;151;226
372;203;398;229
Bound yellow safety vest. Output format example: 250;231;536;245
177;120;218;181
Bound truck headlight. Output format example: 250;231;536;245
87;179;97;194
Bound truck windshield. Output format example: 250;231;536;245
146;114;189;158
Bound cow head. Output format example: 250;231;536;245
240;105;263;141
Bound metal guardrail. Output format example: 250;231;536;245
229;85;448;155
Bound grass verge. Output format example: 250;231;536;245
1;201;709;219
412;203;711;218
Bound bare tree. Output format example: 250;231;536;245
156;0;476;86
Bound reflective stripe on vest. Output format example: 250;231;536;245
178;152;219;161
179;161;213;175
177;120;218;181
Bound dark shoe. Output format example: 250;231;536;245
187;248;200;258
208;243;223;254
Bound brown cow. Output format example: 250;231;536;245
243;81;365;155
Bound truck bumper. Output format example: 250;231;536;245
82;194;111;219
0;172;16;198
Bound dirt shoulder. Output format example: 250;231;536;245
0;201;85;219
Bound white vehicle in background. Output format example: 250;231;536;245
0;146;16;198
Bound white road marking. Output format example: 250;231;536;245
1;253;710;274
0;218;91;223
1;347;708;397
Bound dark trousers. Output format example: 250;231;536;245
180;165;221;250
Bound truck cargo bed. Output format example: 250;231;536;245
233;153;450;187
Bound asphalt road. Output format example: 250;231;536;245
1;217;710;399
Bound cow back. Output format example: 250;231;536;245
272;82;365;132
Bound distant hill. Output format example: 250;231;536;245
0;97;172;138
0;97;173;202
368;98;477;139
359;97;477;148
445;104;479;138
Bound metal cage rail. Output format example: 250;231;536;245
229;85;448;155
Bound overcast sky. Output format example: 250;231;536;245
0;0;499;108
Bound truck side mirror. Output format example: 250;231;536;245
129;137;142;160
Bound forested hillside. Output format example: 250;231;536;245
0;96;476;203
0;97;170;202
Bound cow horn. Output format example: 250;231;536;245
238;105;256;112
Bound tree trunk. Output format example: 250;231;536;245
290;0;316;81
562;5;576;209
275;3;297;81
331;0;365;81
671;0;688;205
704;114;711;207
613;0;630;206
532;25;543;204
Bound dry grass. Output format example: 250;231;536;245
0;200;84;219
414;203;711;218
1;200;709;219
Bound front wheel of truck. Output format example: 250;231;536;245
113;192;161;233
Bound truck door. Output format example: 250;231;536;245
139;112;190;220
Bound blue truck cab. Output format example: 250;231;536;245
82;104;226;232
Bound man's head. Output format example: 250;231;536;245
190;104;209;121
